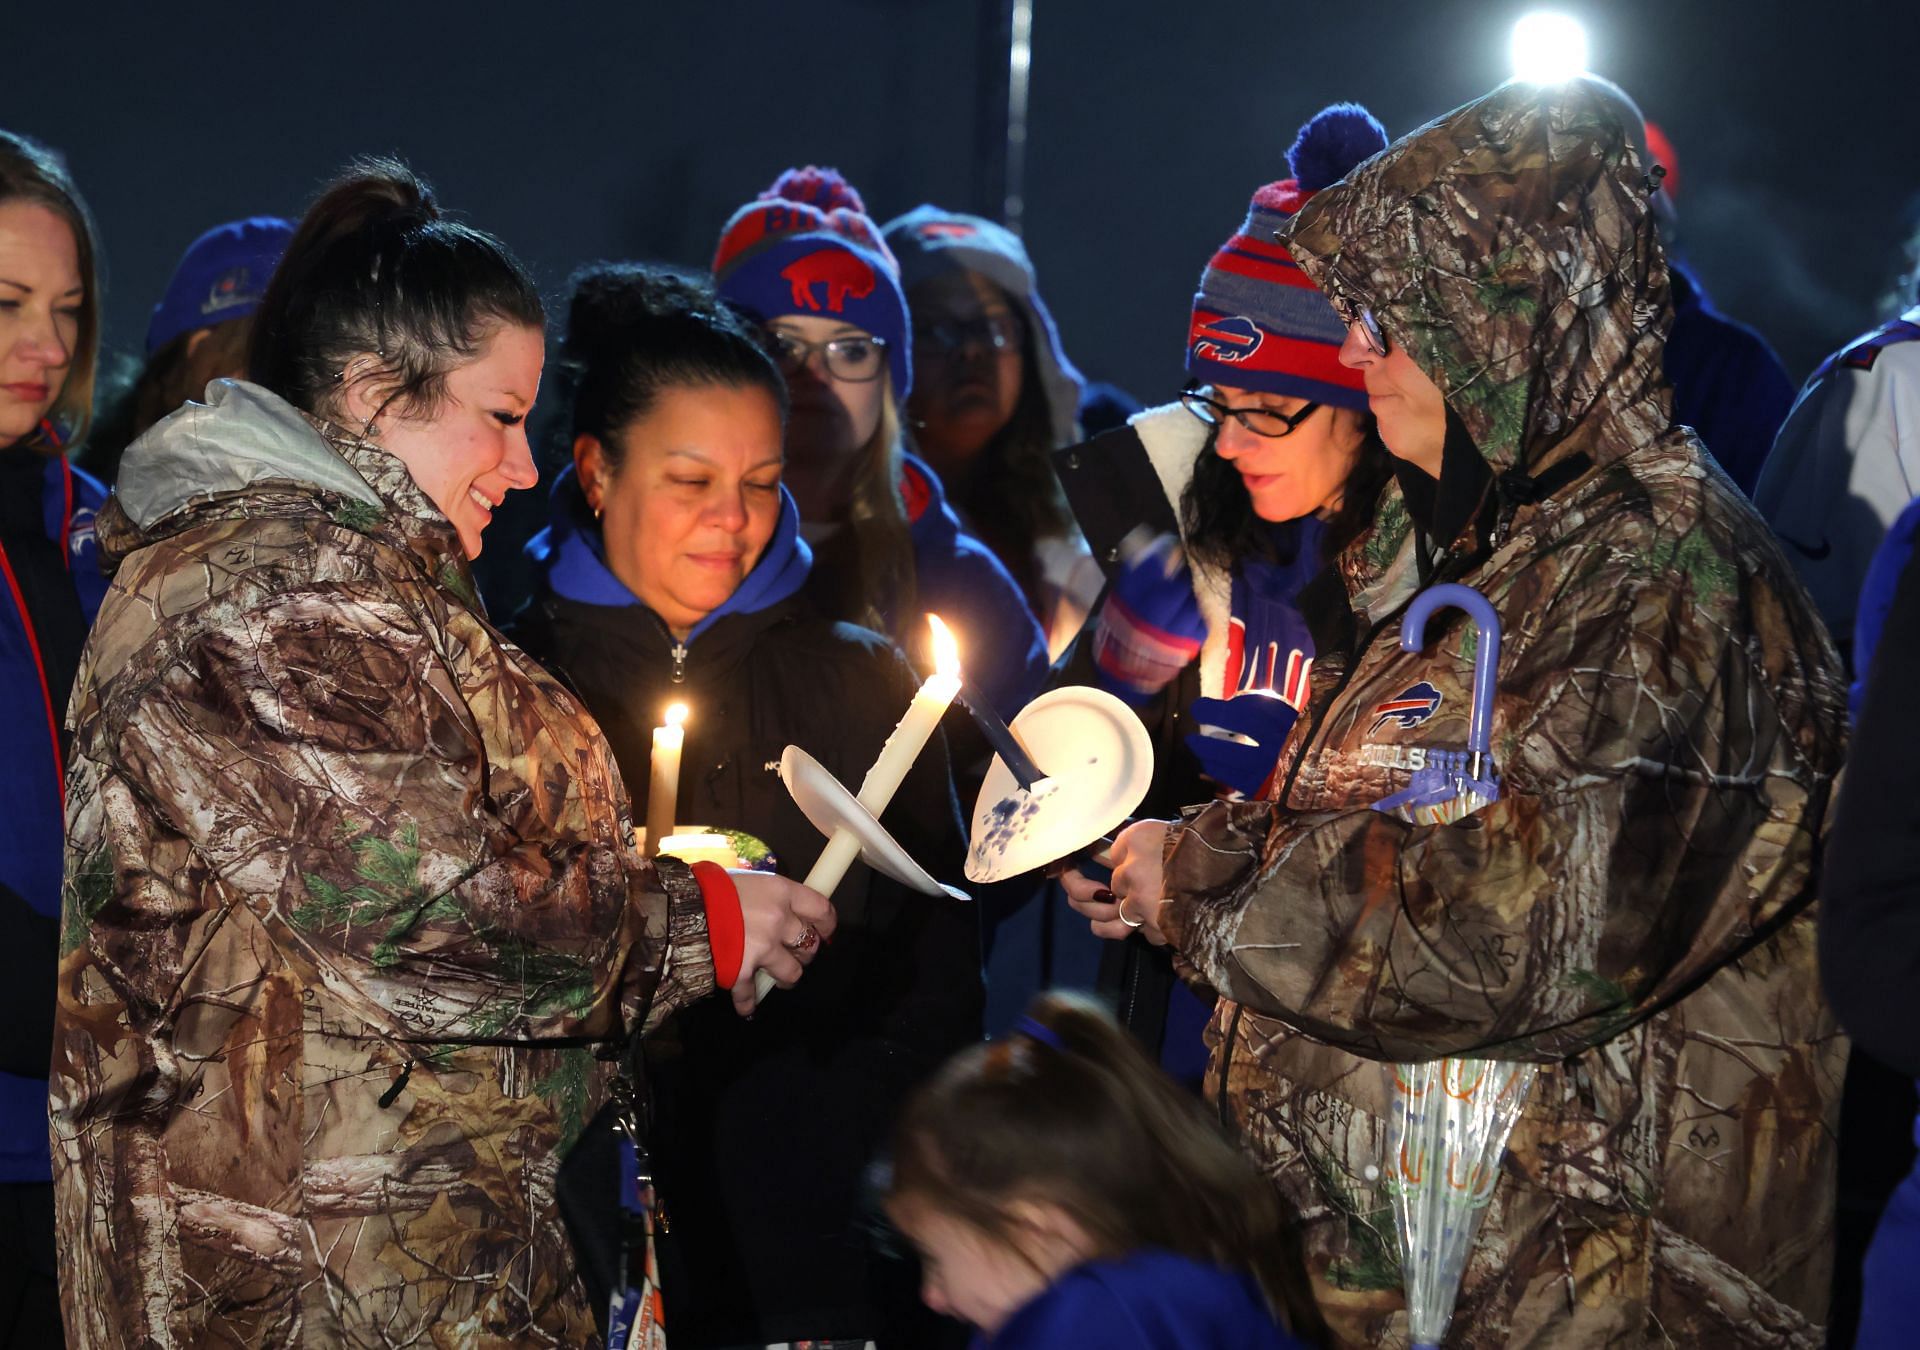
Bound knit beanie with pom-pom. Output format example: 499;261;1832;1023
713;165;912;397
1185;103;1388;408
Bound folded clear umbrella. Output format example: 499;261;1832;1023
1370;583;1537;1349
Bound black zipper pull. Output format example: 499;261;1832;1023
378;1058;416;1108
671;642;688;683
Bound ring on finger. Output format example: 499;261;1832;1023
1116;895;1145;930
783;924;821;954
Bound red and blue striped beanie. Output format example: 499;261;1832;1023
1187;104;1387;409
712;166;913;399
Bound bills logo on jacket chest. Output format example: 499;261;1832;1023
1368;681;1443;734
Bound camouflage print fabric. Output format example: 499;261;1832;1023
1158;82;1848;1348
51;381;714;1347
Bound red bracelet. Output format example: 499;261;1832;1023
690;861;744;988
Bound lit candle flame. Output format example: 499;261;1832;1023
926;614;961;680
665;702;689;728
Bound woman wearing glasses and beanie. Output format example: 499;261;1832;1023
1050;104;1392;1079
712;168;1046;718
882;205;1101;658
1065;78;1847;1346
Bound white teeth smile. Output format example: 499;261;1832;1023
469;488;495;513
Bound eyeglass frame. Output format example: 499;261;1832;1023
1353;306;1390;357
764;328;891;383
1180;386;1326;438
912;312;1026;357
1326;288;1391;358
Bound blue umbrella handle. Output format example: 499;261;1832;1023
1399;583;1501;771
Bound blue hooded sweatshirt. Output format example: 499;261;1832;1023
899;451;1049;716
978;1249;1305;1350
524;466;812;645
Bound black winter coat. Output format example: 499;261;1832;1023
513;590;980;1347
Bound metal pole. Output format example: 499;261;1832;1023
1003;0;1034;235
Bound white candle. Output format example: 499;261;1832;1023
644;703;688;859
754;616;962;999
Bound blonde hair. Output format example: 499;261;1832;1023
824;379;919;638
0;130;101;452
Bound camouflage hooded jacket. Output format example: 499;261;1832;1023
51;380;714;1347
1158;83;1848;1348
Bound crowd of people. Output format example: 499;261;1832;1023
1;66;1916;1350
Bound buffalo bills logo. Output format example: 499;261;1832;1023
203;265;254;317
1192;314;1264;364
67;506;96;561
780;249;876;314
1369;681;1442;734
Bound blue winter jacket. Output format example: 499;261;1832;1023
1;455;108;1183
1844;492;1920;1350
900;451;1048;716
1664;261;1796;496
978;1249;1304;1350
525;466;812;633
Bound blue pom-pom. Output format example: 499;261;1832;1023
1288;103;1389;192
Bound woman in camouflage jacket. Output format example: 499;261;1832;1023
49;165;833;1347
1067;81;1848;1346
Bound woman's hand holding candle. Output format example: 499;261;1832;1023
729;871;838;1017
752;615;965;1003
1062;818;1175;946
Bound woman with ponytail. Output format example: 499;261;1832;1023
513;261;980;1348
883;992;1316;1348
711;167;1047;719
50;161;834;1347
0;126;107;1348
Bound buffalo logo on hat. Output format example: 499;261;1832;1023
1192;314;1264;364
203;265;256;318
780;249;877;314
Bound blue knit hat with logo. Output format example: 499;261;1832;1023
1186;104;1387;408
711;167;912;398
146;216;295;355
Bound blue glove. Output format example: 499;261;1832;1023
1092;531;1205;704
1185;691;1303;797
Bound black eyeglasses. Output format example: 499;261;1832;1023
1181;388;1324;438
913;312;1026;357
766;329;889;383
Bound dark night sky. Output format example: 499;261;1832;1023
14;0;1920;411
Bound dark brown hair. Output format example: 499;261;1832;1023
801;382;918;638
0;129;102;451
248;157;544;426
129;315;256;441
563;261;787;464
939;318;1076;604
1182;413;1393;571
886;992;1314;1328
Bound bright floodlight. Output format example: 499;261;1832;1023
1510;12;1589;83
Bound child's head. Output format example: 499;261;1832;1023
884;993;1294;1335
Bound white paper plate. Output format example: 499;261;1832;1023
780;746;969;902
966;686;1154;883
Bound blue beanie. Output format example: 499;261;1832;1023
146;216;295;355
711;167;912;399
1186;104;1387;407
